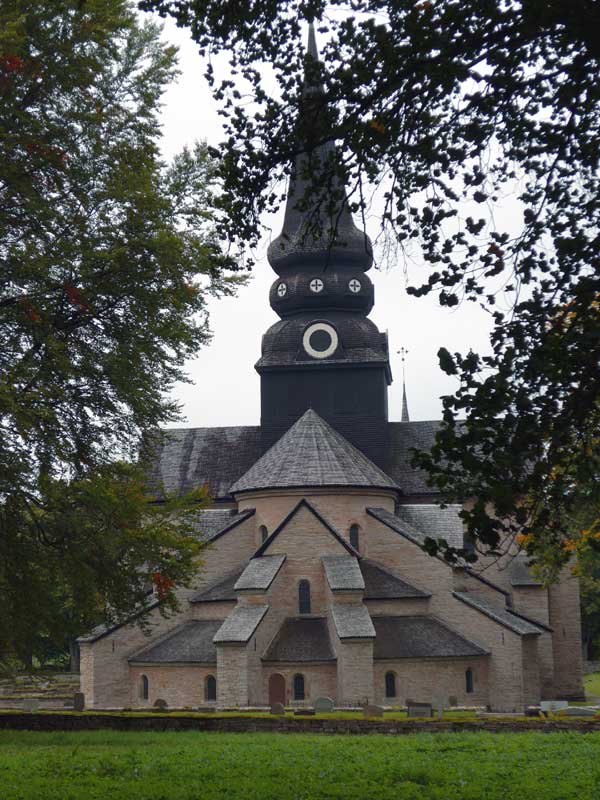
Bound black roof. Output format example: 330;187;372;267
128;620;222;664
386;421;441;495
263;617;336;662
372;616;489;660
361;560;430;600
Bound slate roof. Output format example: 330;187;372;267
366;507;437;546
331;603;375;639
453;592;544;635
372;616;488;659
322;556;365;591
509;554;543;587
189;570;243;603
188;508;255;542
147;420;442;501
147;426;261;500
234;555;286;591
77;597;160;644
213;604;269;643
386;421;441;495
263;617;336;662
395;504;465;549
230;409;398;495
129;620;222;664
360;560;430;600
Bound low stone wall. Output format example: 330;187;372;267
1;712;600;735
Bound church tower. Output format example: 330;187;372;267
256;26;392;467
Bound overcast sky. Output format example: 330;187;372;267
153;16;498;429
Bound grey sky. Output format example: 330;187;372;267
155;16;498;429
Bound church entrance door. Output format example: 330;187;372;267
268;673;286;706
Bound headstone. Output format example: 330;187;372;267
196;706;216;713
540;700;569;714
314;696;334;713
432;693;445;719
22;699;39;712
363;704;384;718
525;706;541;717
448;696;458;707
270;702;285;716
407;701;433;718
153;698;168;711
73;692;85;712
294;709;315;716
559;706;598;717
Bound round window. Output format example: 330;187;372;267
302;322;339;359
277;282;287;297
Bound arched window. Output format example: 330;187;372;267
298;580;311;614
205;674;217;702
293;673;305;700
349;524;360;551
259;525;268;544
465;668;474;694
385;671;396;698
140;674;149;700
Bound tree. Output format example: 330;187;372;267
143;0;600;574
0;0;240;662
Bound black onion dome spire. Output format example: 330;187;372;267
267;24;373;279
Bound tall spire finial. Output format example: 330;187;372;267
307;21;319;61
398;347;410;422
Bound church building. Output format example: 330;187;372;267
79;29;584;713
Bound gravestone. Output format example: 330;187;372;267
432;693;445;719
559;706;597;717
153;698;168;711
540;700;569;714
22;699;39;712
270;702;285;716
448;696;458;708
407;701;433;718
73;692;85;712
314;697;334;713
294;709;315;716
196;706;216;713
363;704;384;718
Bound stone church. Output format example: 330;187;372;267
79;29;583;712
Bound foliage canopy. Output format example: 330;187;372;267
143;0;600;572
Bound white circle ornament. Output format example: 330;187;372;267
348;278;362;294
277;282;287;298
309;278;324;293
302;322;339;359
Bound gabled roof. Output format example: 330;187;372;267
360;560;430;600
189;508;255;543
331;603;375;639
128;620;222;664
253;498;358;558
230;409;398;495
453;592;544;636
395;504;465;549
234;555;286;591
263;617;336;662
147;426;261;500
366;506;436;546
372;616;488;659
189;570;243;603
322;556;364;591
509;554;543;587
213;604;269;644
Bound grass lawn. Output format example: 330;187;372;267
1;730;600;799
585;672;600;700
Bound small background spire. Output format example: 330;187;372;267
398;347;410;422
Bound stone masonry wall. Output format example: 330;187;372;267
548;566;585;699
128;665;217;709
373;658;489;707
261;664;338;705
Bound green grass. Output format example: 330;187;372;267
1;730;600;799
585;672;600;700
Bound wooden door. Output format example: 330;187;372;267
268;673;286;706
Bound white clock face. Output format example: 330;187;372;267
277;282;287;298
309;278;324;293
302;322;338;359
348;278;362;294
